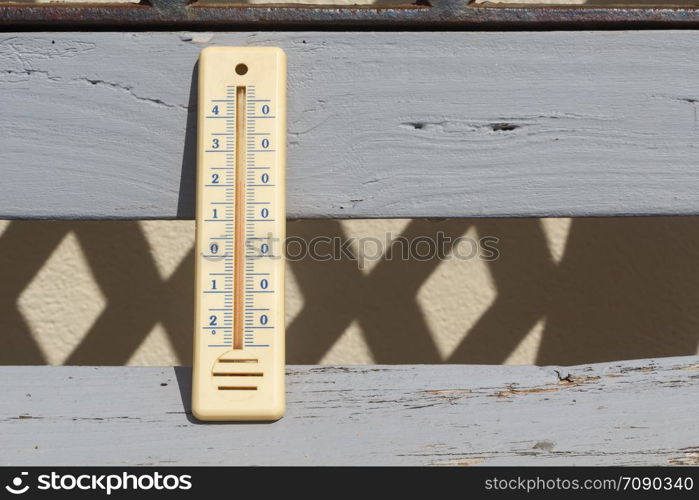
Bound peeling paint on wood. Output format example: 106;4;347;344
1;356;698;465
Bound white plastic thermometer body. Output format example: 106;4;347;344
193;47;286;421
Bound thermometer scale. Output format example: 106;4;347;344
192;47;286;421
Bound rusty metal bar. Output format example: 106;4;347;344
1;0;699;29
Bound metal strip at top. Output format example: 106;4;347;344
3;0;699;29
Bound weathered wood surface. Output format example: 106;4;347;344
1;357;698;465
3;31;699;219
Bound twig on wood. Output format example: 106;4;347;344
554;369;573;383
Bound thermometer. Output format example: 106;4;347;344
192;47;286;421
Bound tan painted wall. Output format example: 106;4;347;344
2;217;698;366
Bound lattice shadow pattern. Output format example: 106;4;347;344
1;218;699;365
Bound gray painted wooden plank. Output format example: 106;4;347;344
1;357;698;465
3;32;699;219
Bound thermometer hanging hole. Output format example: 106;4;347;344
235;63;248;75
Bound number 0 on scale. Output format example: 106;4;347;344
193;47;286;421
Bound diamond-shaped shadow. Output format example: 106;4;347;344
18;231;107;365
